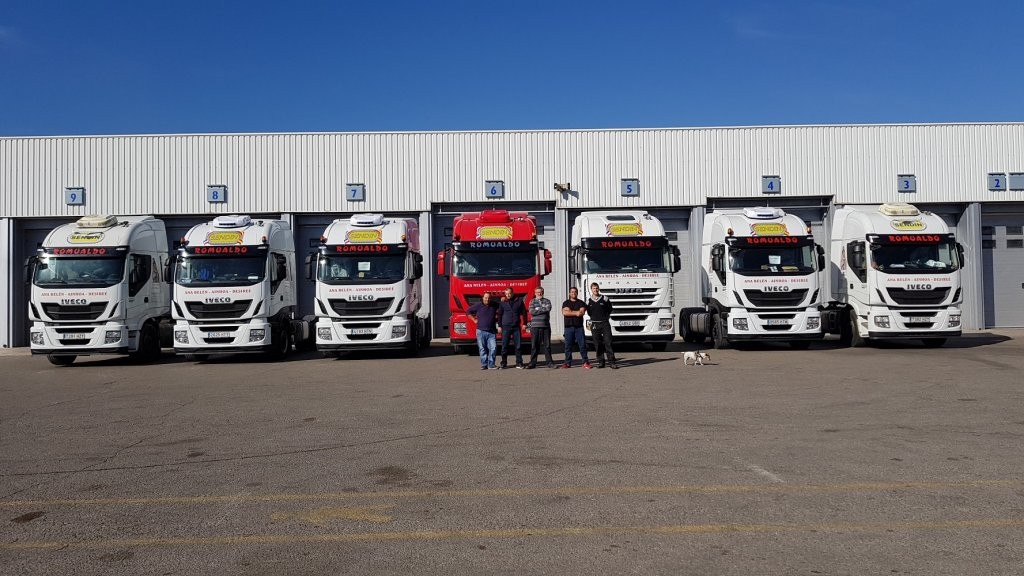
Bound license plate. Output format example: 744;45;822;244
207;331;233;338
65;332;91;338
350;328;375;335
905;316;932;323
765;319;790;326
618;321;644;327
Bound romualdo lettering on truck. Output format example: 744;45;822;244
25;215;172;366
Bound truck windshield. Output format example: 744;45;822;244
871;242;959;274
584;248;668;273
175;255;266;286
318;253;405;285
33;256;126;288
453;250;537;278
729;246;815;275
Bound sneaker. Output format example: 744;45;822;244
546;363;556;369
559;363;571;369
609;363;619;370
597;362;606;369
480;365;488;370
526;364;536;369
499;364;508;370
488;365;500;370
515;364;525;369
582;362;593;369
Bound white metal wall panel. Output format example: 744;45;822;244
4;124;1024;218
981;208;1024;327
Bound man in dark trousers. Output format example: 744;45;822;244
467;291;500;370
526;286;554;369
498;286;527;369
560;286;591;369
586;282;618;369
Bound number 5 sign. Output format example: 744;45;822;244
621;178;639;197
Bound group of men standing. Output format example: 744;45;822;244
466;283;619;370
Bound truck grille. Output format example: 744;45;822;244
604;288;659;307
743;290;808;307
887;288;950;305
41;302;108;321
329;298;394;316
186;300;252;319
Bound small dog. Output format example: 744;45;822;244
682;350;710;366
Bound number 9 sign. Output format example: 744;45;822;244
65;187;85;205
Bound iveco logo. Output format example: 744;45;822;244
762;285;791;292
906;284;933;291
348;294;375;301
204;297;232;304
619;288;644;294
61;298;87;305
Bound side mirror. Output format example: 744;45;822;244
850;243;866;271
815;244;826;270
163;255;174;284
671;246;682;274
412;261;424;280
543;249;552;276
710;245;725;273
23;256;38;285
957;242;966;267
305;252;315;280
568;247;578;275
436;251;446;277
277;260;288;281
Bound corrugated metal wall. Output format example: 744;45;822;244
4;124;1024;218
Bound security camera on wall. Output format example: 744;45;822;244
554;182;571;193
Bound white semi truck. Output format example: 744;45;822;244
171;215;312;359
680;207;825;349
569;211;681;350
821;203;964;347
26;215;171;366
309;213;430;355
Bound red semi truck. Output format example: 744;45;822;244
437;210;552;353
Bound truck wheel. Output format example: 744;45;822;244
270;324;291;359
789;340;812;350
711;314;730;350
47;354;76;366
848;312;867;348
650;342;669;352
132;323;161;363
419;319;432;349
922;338;947;348
404;323;420;356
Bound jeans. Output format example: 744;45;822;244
476;330;497;368
591;321;617;364
529;325;552;366
563;326;589;365
500;325;523;367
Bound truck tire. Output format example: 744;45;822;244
711;314;730;350
131;322;162;363
680;309;707;344
848;312;867;348
269;323;291;359
922;338;947;348
47;354;76;366
404;322;420;357
419;318;432;349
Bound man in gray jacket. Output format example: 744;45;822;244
526;286;555;369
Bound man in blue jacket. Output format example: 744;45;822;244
467;292;500;370
498;286;528;369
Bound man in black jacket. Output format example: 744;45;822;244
586;282;618;369
498;286;528;369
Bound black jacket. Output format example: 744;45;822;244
586;295;613;322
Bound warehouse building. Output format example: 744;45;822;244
2;123;1023;348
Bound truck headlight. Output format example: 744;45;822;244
732;318;748;330
105;330;121;344
874;316;890;328
392;326;407;338
948;314;961;327
453;322;467;334
807;317;820;330
30;332;44;345
659;318;673;331
317;327;332;341
174;330;188;344
249;329;266;342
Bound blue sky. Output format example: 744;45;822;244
1;0;1021;135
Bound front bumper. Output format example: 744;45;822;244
172;319;272;353
725;308;823;340
861;306;962;339
316;316;412;351
30;322;135;356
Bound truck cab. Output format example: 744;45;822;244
309;213;430;355
171;214;309;359
569;211;681;350
26;215;171;366
822;203;964;347
436;210;551;353
681;207;825;349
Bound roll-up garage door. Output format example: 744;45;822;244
431;203;557;339
981;210;1024;327
13;218;78;346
